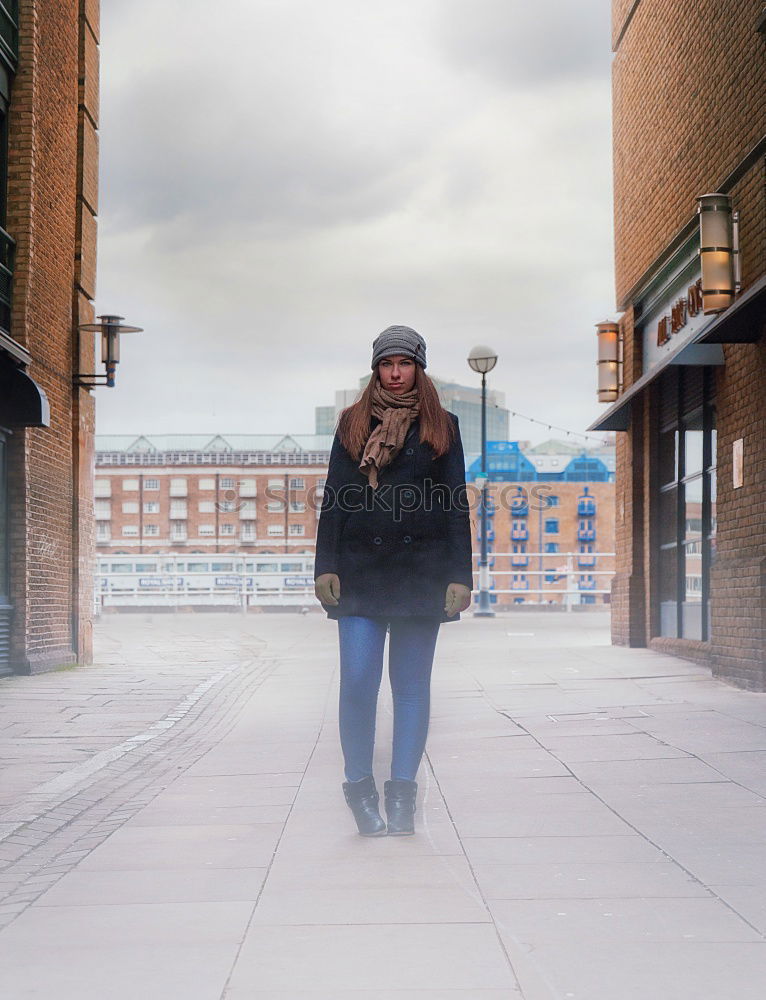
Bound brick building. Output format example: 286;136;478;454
94;435;334;555
472;481;616;608
589;2;766;687
0;1;100;675
466;441;615;607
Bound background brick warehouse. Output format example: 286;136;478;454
0;0;99;675
93;441;615;611
602;0;766;688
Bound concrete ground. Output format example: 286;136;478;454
1;610;765;999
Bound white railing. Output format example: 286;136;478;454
94;571;316;611
474;551;615;609
93;550;614;612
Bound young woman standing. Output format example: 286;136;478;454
314;325;474;836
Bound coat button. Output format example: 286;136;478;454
403;535;412;544
405;447;414;455
373;536;382;545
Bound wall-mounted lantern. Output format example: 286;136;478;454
697;193;740;314
75;314;143;388
596;320;621;402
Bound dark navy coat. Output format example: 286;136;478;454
314;411;474;623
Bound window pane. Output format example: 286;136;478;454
659;429;678;486
658;487;677;546
659;547;678;637
681;558;703;638
0;437;7;598
708;463;717;640
681;599;703;640
682;475;703;639
684;476;703;533
682;537;702;600
683;410;704;477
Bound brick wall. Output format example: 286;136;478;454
610;308;647;646
612;0;766;303
72;0;99;664
6;0;99;673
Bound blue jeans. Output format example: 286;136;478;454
337;615;441;783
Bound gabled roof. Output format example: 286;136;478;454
94;433;334;453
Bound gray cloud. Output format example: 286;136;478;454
434;0;612;87
95;0;616;444
100;0;475;243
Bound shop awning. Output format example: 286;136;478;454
588;275;766;432
0;355;50;427
694;273;766;344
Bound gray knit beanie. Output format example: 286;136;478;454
371;325;427;370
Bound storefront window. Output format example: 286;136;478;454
656;367;716;640
706;412;717;632
682;472;703;638
0;428;6;601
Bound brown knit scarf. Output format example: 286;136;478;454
359;380;420;489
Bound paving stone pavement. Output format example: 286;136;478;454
1;610;765;999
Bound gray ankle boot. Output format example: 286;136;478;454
384;778;417;835
342;775;387;837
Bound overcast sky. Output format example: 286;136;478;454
95;0;615;446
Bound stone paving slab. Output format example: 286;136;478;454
1;611;766;998
489;895;764;944
36;866;268;906
472;859;710;899
226;924;521;994
500;941;766;1000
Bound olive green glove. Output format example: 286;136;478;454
315;573;341;606
444;582;472;617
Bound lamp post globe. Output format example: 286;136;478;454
468;345;498;375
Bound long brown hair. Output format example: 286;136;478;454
337;365;455;460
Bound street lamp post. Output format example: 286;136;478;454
468;345;498;618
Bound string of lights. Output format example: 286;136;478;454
505;408;613;448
